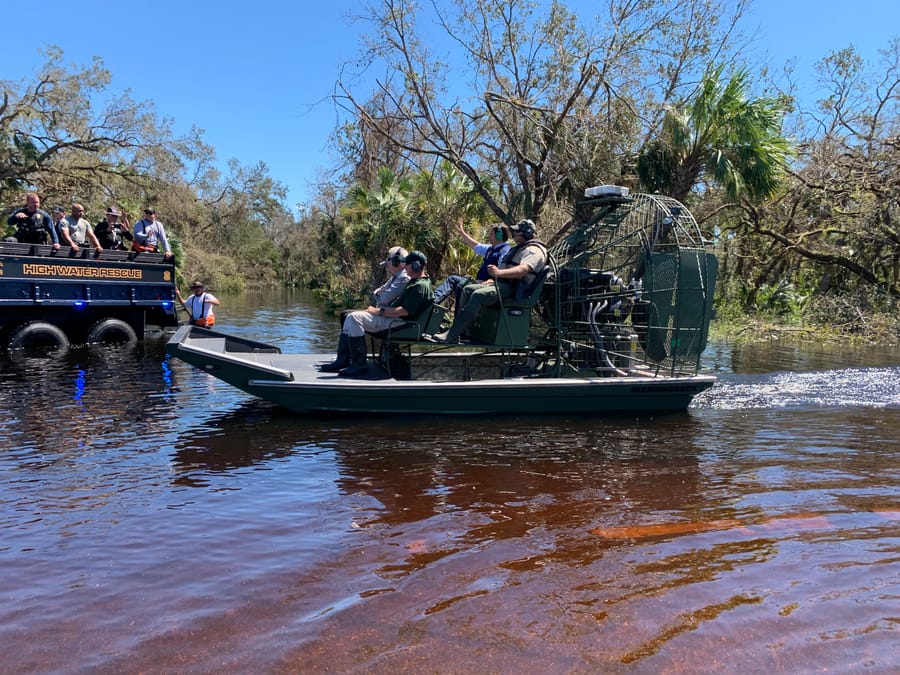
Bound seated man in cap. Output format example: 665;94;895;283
432;219;547;344
319;250;433;378
176;281;220;328
336;244;410;329
94;207;133;250
373;245;411;307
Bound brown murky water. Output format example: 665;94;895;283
1;289;898;673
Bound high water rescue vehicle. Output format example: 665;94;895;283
0;241;177;353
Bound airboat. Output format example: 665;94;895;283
166;187;718;415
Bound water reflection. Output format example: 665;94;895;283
321;417;715;578
171;401;328;487
703;338;900;374
1;343;178;463
2;297;899;672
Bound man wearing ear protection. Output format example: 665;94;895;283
432;219;546;344
319;250;433;377
334;244;410;351
373;245;410;307
433;219;511;304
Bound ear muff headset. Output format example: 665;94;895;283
409;260;424;273
494;226;508;242
389;255;404;266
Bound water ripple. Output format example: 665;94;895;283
695;366;900;410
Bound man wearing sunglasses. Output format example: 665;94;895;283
58;203;102;253
320;250;432;376
133;208;173;260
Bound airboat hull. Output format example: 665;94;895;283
166;326;715;415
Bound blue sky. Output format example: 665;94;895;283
5;1;898;212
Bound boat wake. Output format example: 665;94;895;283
693;366;900;410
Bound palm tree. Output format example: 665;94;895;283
343;166;415;261
410;162;494;278
637;65;793;203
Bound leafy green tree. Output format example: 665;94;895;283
337;0;751;232
726;44;900;306
637;65;793;203
1;48;294;290
0;47;206;206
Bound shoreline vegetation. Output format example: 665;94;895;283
710;313;900;347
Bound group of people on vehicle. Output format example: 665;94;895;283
6;193;221;331
318;217;548;378
5;193;173;260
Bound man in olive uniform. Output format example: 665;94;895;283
433;219;546;344
320;251;433;378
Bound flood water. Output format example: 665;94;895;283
2;288;898;673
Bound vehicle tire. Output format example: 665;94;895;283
87;318;138;345
7;321;70;355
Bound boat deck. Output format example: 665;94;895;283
175;331;535;385
167;326;715;414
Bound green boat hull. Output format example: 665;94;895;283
166;326;714;415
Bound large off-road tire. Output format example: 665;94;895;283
87;318;138;345
7;321;70;355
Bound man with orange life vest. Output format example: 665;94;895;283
133;208;174;260
176;281;219;328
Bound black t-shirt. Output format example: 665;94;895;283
94;220;133;250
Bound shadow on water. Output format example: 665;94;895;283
0;340;180;463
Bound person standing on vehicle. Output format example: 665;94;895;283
133;208;173;260
6;193;60;248
52;206;68;244
176;281;219;328
59;203;103;253
93;207;133;250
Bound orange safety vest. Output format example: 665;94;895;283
184;293;215;327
